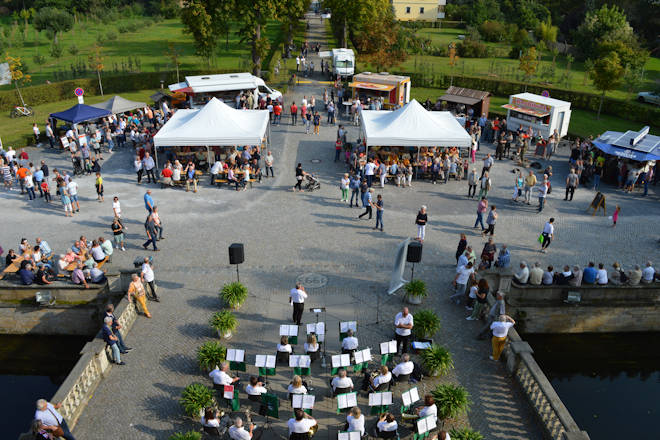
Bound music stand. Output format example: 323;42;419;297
255;354;276;385
227;348;246;373
309;307;327;366
260;392;279;432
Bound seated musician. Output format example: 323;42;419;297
209;362;240;387
331;368;354;393
341;330;358;352
230;416;261;440
416;395;437;422
369;365;392;390
304;334;319;361
201;407;221;428
246;376;267;396
287;375;307;396
287;409;317;440
376;413;398;435
346;407;365;436
391;354;414;381
278;336;293;353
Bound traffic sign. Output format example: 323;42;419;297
541;90;550;98
74;87;84;97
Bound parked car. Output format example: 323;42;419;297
637;91;660;105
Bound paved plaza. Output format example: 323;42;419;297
2;15;659;440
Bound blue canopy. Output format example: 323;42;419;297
593;128;660;162
50;104;112;124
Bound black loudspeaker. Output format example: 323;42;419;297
407;241;422;263
229;243;244;265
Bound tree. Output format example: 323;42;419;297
448;42;459;87
33;7;73;45
279;0;308;58
19;8;36;40
352;0;407;72
519;46;539;90
536;17;557;46
180;0;219;66
88;44;104;96
589;52;624;119
235;0;278;77
5;54;31;107
324;0;363;48
165;43;182;83
573;4;638;61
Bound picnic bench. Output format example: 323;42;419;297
58;256;109;278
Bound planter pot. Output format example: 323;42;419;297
406;295;423;305
217;330;233;339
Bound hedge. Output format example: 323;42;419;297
399;20;466;29
391;71;660;126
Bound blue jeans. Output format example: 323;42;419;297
107;138;115;151
115;328;128;351
59;419;76;440
366;175;373;187
110;342;121;363
474;212;484;229
350;188;359;206
450;282;467;303
27;187;36;200
376;211;383;229
593;174;600;190
538;197;545;212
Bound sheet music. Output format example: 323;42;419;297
417;418;427;434
380;340;397;355
355;348;371;364
292;393;314;409
289;355;300;368
340;321;357;333
255;355;266;367
337;392;357;409
427;416;437;430
369;393;380;406
381;392;392;405
227;349;245;363
339;432;360;440
402;387;420;407
332;354;351;368
299;355;311;368
306;322;326;342
266;355;276;368
410;387;420;403
402;391;412;407
280;325;298;336
223;385;234;399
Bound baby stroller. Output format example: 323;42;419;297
304;174;321;191
72;156;84;176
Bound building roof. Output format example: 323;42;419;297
511;92;571;108
445;86;489;100
184;73;258;93
353;72;409;86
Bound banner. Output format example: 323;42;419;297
388;238;410;294
0;63;10;86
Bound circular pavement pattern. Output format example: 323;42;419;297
295;272;328;288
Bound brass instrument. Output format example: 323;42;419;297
308;423;318;437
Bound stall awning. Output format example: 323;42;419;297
168;82;193;93
502;104;550;118
593;128;660;161
349;82;395;92
439;94;481;106
50;104;112;124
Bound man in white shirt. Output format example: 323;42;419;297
450;261;475;304
35;399;76;440
341;329;359;351
528;262;543;285
596;263;608;285
289;283;307;325
141;257;158;301
229;417;260;440
364;159;376;187
514;262;530;284
540;218;555;252
394;307;414;354
66;178;80;212
211;160;224;185
287;409;317;436
331;368;354;391
392;353;414;381
209;362;240;387
641;261;655;283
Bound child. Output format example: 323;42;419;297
612;205;620;227
40;180;51;203
95;172;104;202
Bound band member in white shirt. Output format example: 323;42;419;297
304;334;320;361
394;307;414;354
416;394;438;422
246;376;268;396
209;362;240;387
346;407;365;435
392;353;414;381
287;409;317;438
376;413;398;433
229;416;261;440
287;375;307;397
370;365;392;390
202;408;221;428
331;368;354;392
341;329;359;351
277;336;293;353
289;283;307;325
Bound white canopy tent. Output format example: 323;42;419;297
153;97;270;167
360;99;471;148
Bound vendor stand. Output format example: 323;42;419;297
350;72;410;109
49;103;112;146
152;97;270;170
359;100;471;178
592;126;659;184
503;93;571;139
91;95;146;115
438;86;490;117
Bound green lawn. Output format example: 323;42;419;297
0;89;157;148
411;87;660;139
1;18;284;88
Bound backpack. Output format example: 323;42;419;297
619;270;628;283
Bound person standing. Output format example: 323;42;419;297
313;111;321;135
293;163;305;192
455;233;467;262
340;173;350;203
358;188;374;220
481;153;493;177
152;206;164;240
24;170;36;200
523;171;536;205
564;168;578;201
612;205;620;227
477;291;506;339
364;159;376;187
95;172;104;202
34;399;77;440
474;197;488;230
394;307;413;354
349;174;360;208
537;180;548;212
482;205;497;237
372;194;384;232
128;273;151;318
289;283;307;325
415;205;427;242
134;155;143;184
141;257;159;302
33;123;41;145
111;217;126;251
467;168;478;198
290;101;298;125
105;304;132;353
143;213;159;252
45;122;55;148
265;150;274;177
478;171;491;199
540;217;554;253
450;261;475;304
143;152;156;183
144;189;155;213
490;315;515;361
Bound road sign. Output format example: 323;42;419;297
541;90;550;98
74;87;84;97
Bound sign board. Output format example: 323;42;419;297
0;63;10;86
388;238;410;294
541;90;550;98
587;192;606;216
78;95;84;104
511;97;552;114
74;87;84;96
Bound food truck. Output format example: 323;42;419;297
502;92;571;138
349;72;411;109
319;48;355;79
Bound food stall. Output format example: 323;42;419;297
350;72;410;109
502;92;571;139
438;86;490;117
592;126;659;183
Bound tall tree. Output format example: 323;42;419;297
235;0;278;77
279;0;308;58
180;0;219;66
324;0;363;48
88;44;104;96
589;51;624;119
518;46;539;90
165;43;182;83
18;8;36;40
33;7;73;45
352;0;407;72
573;4;638;61
5;54;31;107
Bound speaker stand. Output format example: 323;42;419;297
235;264;240;283
410;262;416;282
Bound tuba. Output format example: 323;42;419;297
308;423;319;438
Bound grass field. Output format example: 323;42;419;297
411;87;660;139
365;27;660;102
0;89;156;148
1;18;284;88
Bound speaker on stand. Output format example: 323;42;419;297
229;243;244;282
407;241;422;281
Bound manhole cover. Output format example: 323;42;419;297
310;159;322;163
296;273;328;288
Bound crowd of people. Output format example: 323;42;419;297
513;260;659;286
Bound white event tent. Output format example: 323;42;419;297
153;97;270;167
359;99;471;149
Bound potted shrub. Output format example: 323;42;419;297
169;432;202;440
448;428;484;440
420;345;454;377
210;310;238;339
220;282;248;309
196;341;226;372
431;384;471;429
413;309;441;341
403;279;427;304
180;383;216;419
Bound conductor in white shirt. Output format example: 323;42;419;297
394;307;414;354
392;353;414;382
290;283;307;325
331;368;354;392
209;362;240;389
288;409;317;438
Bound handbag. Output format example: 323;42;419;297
47;408;65;437
538;234;544;244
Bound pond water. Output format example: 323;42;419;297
524;332;660;440
0;334;89;439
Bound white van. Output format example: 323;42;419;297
169;72;282;108
319;48;355;79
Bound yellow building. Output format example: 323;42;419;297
391;0;446;21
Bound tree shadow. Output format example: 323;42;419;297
159;354;198;375
177;322;212;339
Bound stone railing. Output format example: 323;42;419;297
49;297;137;428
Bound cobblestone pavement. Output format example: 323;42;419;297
2;12;658;440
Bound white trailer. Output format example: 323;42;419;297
319;48;355;79
502;92;572;139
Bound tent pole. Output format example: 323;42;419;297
154;145;159;169
207;145;212;168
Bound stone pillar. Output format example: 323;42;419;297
507;340;533;374
498;268;514;293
